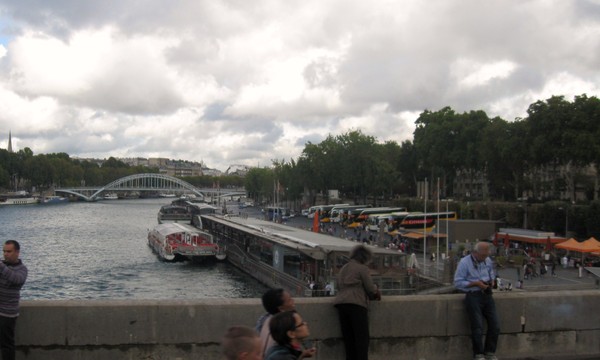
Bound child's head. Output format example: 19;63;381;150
221;325;261;360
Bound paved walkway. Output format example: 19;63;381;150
494;262;599;292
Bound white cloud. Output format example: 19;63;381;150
0;0;598;171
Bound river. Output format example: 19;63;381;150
0;198;269;300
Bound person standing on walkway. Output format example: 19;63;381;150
334;245;381;360
0;240;28;360
454;241;500;360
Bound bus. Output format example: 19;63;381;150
309;204;349;222
264;207;291;221
328;204;371;223
366;212;410;232
307;206;319;219
397;211;457;232
347;207;407;228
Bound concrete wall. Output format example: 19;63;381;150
16;290;600;360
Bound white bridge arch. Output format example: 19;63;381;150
56;173;206;201
90;173;205;200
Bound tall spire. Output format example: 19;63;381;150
7;131;13;153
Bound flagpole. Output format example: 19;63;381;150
446;197;449;259
423;178;427;267
436;177;440;263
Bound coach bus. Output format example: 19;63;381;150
397;211;457;232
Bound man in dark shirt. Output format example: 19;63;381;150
0;240;28;360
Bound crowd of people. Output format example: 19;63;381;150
222;244;381;360
221;241;502;360
1;235;505;360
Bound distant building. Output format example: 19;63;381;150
121;157;150;167
148;158;169;167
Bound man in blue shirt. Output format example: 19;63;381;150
454;241;500;360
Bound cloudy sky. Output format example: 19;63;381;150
1;1;599;171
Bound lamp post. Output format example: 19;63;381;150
559;206;569;238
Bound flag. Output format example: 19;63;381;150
312;210;320;233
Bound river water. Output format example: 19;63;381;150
0;198;268;300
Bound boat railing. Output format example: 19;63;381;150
226;243;309;297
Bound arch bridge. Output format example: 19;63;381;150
55;173;245;202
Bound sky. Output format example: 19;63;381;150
0;1;599;172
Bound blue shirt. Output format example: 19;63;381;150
453;254;495;293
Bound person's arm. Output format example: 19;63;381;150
359;264;380;299
0;262;27;286
454;258;488;292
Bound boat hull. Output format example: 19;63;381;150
147;223;222;262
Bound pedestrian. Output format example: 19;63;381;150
454;241;500;360
264;311;316;360
221;325;262;360
551;260;557;277
539;262;547;278
334;245;381;360
324;283;333;296
256;288;296;355
0;240;28;360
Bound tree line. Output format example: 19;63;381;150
0;150;244;192
244;94;600;205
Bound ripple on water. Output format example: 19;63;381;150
0;199;268;300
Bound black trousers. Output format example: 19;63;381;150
335;304;370;360
0;315;17;360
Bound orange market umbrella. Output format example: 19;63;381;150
581;237;600;252
555;238;584;251
555;237;600;264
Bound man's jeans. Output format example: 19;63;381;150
0;315;17;360
465;291;500;356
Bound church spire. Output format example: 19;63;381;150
7;131;12;153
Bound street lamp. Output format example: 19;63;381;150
559;206;569;238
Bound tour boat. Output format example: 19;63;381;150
0;197;39;206
147;222;225;262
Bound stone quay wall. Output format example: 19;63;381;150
16;290;600;360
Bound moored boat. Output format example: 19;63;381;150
157;201;217;224
147;222;225;262
0;197;39;206
103;193;119;200
41;195;69;205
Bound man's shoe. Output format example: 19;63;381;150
484;353;498;360
474;355;486;360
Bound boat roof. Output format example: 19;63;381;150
202;214;403;259
153;222;208;236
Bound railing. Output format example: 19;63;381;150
226;244;309;297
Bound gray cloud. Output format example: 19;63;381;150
0;0;599;171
